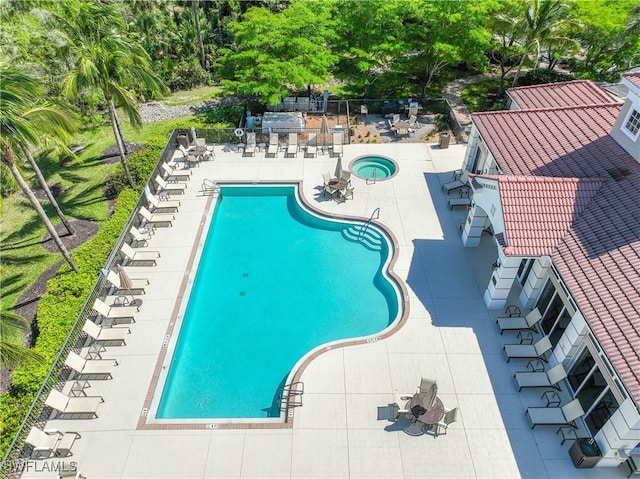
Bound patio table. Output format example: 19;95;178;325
410;393;445;425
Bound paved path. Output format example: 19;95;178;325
441;71;505;129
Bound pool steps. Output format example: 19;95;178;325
341;225;384;251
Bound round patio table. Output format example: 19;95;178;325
410;393;445;425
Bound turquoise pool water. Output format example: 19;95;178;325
351;156;397;180
156;186;399;420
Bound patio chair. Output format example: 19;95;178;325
322;172;332;186
396;128;408;137
503;336;553;362
104;269;148;294
514;363;567;391
82;319;130;346
331;132;343;157
129;225;150;247
196;138;215;160
92;298;139;324
120;243;160;266
65;351;117;380
408;115;417;128
442;171;470;193
168;145;190;168
342;187;354;200
497;308;542;335
393;390;412;419
267;133;279;157
286;133;298;157
306;133;317;158
154;175;187;196
340;170;351;184
323;183;337;199
392;113;400;124
434;407;458;435
57;463;85;479
244;132;256;157
139;205;174;228
161;162;192;182
25;427;80;459
419;377;436;393
45;389;104;419
145;188;180;212
525;398;585;429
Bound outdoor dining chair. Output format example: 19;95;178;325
434;407;458;435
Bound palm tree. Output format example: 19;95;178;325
51;1;167;187
192;0;207;69
0;64;78;272
0;309;42;367
511;0;578;87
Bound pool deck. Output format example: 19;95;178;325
24;143;629;478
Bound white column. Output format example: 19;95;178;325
461;204;487;247
519;257;551;308
483;255;520;310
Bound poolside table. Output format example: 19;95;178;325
410;393;445;425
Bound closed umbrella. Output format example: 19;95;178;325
190;127;198;146
319;114;330;148
334;154;343;179
117;265;133;290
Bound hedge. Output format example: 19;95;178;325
0;188;138;455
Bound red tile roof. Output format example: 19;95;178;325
485;176;605;256
623;72;640;89
472;80;640;409
553;176;640;403
472;105;638;178
508;80;618;110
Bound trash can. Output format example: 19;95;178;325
438;132;450;149
569;438;602;469
177;134;190;149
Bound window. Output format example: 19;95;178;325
624;109;640;137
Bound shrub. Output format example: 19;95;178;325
516;68;574;87
104;144;164;197
0;189;138;455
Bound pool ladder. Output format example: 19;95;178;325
358;207;380;241
366;167;378;185
201;179;220;196
281;381;304;413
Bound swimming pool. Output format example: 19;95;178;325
154;185;401;420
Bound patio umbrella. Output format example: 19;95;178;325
117;265;133;290
319;114;330;148
334;154;343;179
190;127;198;145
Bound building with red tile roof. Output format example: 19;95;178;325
458;74;640;467
507;79;619;110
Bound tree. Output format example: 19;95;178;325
0;309;42;367
401;1;491;97
510;0;579;87
0;64;78;272
192;0;206;69
218;1;337;104
50;0;167;187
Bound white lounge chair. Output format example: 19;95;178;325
161;162;192;182
514;363;567;391
82;319;130;345
243;132;256;157
267;133;279;157
504;336;553;362
154;175;187;196
331;132;343;157
525;398;585;429
25;427;80;459
105;268;148;294
286;133;298;157
65;351;117;379
497;308;542;334
442;171;470;193
306;133;317;157
92;298;139;324
120;243;160;266
45;389;103;419
139;206;174;228
145;188;180;212
129;225;150;247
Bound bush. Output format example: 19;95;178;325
167;58;210;91
516;68;574;87
104;144;164;197
0;189;138;455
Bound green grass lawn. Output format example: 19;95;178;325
162;85;223;107
460;78;508;113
